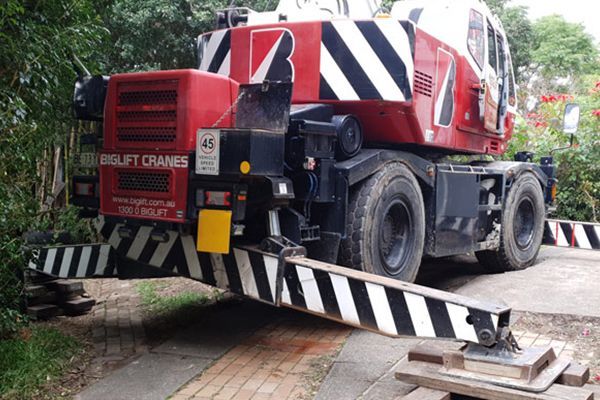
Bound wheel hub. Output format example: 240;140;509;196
378;199;412;276
513;197;535;249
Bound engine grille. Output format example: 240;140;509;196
115;80;179;148
414;70;433;97
117;171;170;193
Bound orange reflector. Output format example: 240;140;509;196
240;161;251;174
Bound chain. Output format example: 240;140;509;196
211;91;245;128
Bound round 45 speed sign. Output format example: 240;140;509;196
195;129;220;175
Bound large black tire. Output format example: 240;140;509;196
476;172;545;272
339;163;425;282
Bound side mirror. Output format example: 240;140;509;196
563;103;580;134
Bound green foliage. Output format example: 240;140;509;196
0;326;80;399
136;280;210;315
531;15;599;79
0;0;107;338
497;6;533;80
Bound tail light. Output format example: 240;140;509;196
205;191;232;207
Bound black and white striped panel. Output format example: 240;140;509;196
319;19;415;102
97;218;280;304
280;258;507;344
198;30;231;76
543;219;600;251
28;244;115;278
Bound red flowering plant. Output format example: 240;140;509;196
506;76;600;222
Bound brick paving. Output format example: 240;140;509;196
87;279;147;368
511;329;575;358
173;317;352;400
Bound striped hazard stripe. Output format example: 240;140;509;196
319;19;415;101
281;257;508;343
29;244;116;278
543;219;600;251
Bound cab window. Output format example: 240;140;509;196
496;33;506;77
487;20;497;72
467;9;485;69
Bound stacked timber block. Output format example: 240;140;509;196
396;341;595;400
26;279;95;320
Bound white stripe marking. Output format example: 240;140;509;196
43;248;57;274
329;274;360;325
374;19;414;90
234;249;260;299
596;226;600;246
332;20;405;101
126;226;152;260
58;247;74;278
263;255;279;301
210;253;229;290
217;50;231;76
200;30;226;71
446;303;479;343
320;43;359;100
491;314;499;330
404;292;436;337
556;224;569;247
574;224;592;249
365;282;397;335
149;231;177;267
94;216;105;234
296;266;325;314
108;224;123;249
96;245;110;275
281;280;291;304
76;246;92;277
182;235;203;280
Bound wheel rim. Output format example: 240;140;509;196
513;197;535;250
378;198;413;276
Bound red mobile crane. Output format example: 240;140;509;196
51;0;589;393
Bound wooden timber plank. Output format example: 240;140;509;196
408;341;465;365
556;363;589;387
402;387;451;400
395;358;594;400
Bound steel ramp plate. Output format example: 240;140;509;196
441;345;571;392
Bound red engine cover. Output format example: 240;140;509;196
100;70;238;222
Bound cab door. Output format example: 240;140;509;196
482;19;500;133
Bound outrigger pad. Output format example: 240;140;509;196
441;344;571;392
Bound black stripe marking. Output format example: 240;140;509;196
51;248;65;276
319;73;338;100
138;239;160;264
199;252;216;286
208;30;231;73
356;21;412;100
264;31;294;82
347;278;377;330
560;222;577;247
170;238;191;277
100;221;114;240
222;253;244;295
321;22;382;100
313;270;342;320
116;225;140;256
284;263;307;308
68;246;83;277
86;245;101;277
247;252;274;303
425;298;456;338
543;222;556;245
37;248;48;270
583;224;600;249
104;248;117;276
385;288;416;336
467;308;495;338
408;8;423;24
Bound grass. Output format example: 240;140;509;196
0;326;81;400
136;280;211;315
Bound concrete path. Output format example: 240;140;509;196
77;301;279;400
315;247;600;400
